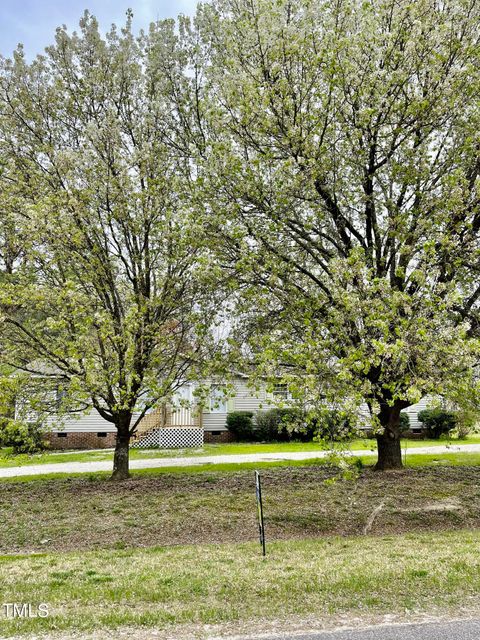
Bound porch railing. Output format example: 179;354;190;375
133;403;202;441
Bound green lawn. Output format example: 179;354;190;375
1;530;480;637
1;435;479;469
0;442;332;468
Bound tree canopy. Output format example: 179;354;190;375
0;13;221;479
191;0;480;468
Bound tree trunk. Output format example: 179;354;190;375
375;431;402;470
111;414;132;481
374;401;404;471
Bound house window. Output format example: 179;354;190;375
57;432;68;438
273;383;290;400
97;432;107;438
173;384;192;406
209;388;227;413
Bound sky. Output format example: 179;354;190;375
0;0;199;59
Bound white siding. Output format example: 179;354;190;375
202;377;270;431
202;412;229;430
46;410;141;433
404;396;431;429
231;379;270;413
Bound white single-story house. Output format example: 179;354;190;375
35;374;432;450
40;375;273;449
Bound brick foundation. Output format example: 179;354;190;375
45;429;235;449
203;429;235;443
44;432;117;450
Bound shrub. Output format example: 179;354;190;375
399;412;410;433
255;408;314;442
226;411;255;441
418;408;457;439
0;419;48;454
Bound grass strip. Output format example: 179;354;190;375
2;450;480;484
1;530;480;636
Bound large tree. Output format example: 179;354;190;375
0;13;220;479
193;0;480;468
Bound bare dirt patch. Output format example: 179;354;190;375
1;465;480;554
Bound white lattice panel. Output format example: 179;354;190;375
132;429;160;448
133;427;204;449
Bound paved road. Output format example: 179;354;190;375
0;443;479;478
253;619;480;640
